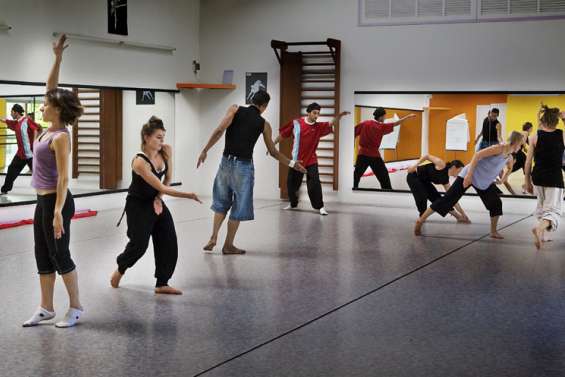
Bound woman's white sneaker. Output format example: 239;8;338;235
55;307;83;328
22;307;56;327
319;207;329;216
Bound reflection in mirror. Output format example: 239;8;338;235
353;92;565;198
0;83;176;206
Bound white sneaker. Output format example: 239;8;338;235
319;207;329;216
23;307;56;327
284;204;297;210
55;307;83;328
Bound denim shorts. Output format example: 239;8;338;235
211;155;255;221
478;140;499;150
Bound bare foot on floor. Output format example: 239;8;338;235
155;286;182;295
414;220;423;236
532;228;542;250
110;270;123;288
203;239;216;252
490;232;504;239
222;246;246;255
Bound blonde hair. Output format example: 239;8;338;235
507;131;523;146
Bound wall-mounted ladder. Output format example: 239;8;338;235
271;38;341;198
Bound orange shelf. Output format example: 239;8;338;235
176;83;236;90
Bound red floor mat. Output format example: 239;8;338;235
0;209;97;230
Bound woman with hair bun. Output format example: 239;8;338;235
110;116;202;295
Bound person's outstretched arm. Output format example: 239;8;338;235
328;111;350;133
133;157;201;202
391;113;416;127
197;105;238;168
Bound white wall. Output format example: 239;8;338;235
0;0;202;196
0;0;199;89
121;90;176;186
197;0;565;203
355;94;430;111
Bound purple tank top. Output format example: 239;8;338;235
31;128;70;189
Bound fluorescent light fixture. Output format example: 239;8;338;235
52;32;176;53
0;24;12;31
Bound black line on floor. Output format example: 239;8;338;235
193;214;532;377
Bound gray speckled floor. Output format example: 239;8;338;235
1;198;561;377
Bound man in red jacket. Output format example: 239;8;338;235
276;103;349;215
1;104;42;194
353;107;415;189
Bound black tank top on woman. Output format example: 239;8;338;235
223;106;265;160
416;163;449;185
128;153;168;201
481;118;499;142
532;129;564;188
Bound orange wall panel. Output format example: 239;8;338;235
428;94;507;164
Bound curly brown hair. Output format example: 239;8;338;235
539;105;561;129
45;88;84;125
141;116;169;161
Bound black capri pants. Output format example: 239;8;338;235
430;177;502;218
34;191;76;275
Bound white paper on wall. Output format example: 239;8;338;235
445;113;469;151
380;114;400;150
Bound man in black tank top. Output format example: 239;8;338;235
475;108;502;150
197;91;306;255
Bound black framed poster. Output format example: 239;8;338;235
136;90;155;105
108;0;128;35
245;72;267;104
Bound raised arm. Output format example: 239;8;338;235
496;123;503;143
263;121;306;173
47;34;68;92
197;105;238;168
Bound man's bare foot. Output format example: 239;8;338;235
532;228;542;250
110;270;123;288
414;220;423;236
203;239;216;252
457;217;471;224
490;232;504;239
222;245;246;255
155;286;182;295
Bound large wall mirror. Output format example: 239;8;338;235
353;92;565;197
0;82;176;206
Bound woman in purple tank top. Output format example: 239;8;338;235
23;35;85;329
